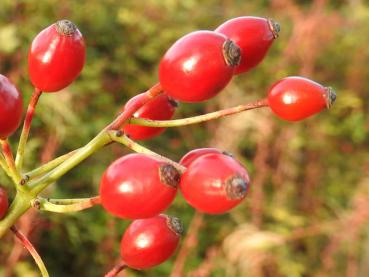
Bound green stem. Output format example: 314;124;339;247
27;131;111;195
11;225;49;277
24;148;79;181
32;196;101;213
0;139;23;188
0;192;33;238
0;153;12;179
15;88;43;171
108;130;186;173
129;98;268;127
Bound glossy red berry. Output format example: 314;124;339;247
159;31;240;102
120;214;183;269
179;148;224;167
180;152;250;214
99;154;180;219
267;76;336;121
0;75;23;139
28;19;86;92
215;16;280;74
0;187;9;219
122;93;177;140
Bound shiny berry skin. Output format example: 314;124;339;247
99;154;180;219
180;152;250;214
120;214;183;269
179;148;223;167
267;76;336;121
0;187;9;219
0;75;23;139
159;31;240;102
215;16;280;75
28;19;86;92
122;93;177;140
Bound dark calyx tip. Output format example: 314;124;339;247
221;150;234;158
168;97;179;108
55;19;77;36
225;175;248;200
166;215;184;236
222;39;241;67
159;164;181;188
325;87;336;109
268;19;281;39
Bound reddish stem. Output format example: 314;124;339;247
10;226;49;276
15;88;43;170
107;83;163;130
1;140;15;169
104;262;127;277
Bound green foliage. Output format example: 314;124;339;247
1;1;369;276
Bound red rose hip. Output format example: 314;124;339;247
159;31;240;102
28;19;86;92
0;75;23;139
99;154;180;219
180;152;250;214
120;214;183;269
215;16;280;74
123;93;177;140
0;186;9;219
267;76;336;121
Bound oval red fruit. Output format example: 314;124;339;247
0;75;23;139
120;214;183;269
123;93;177;140
99;154;180;219
180;152;250;214
0;187;9;219
28;19;86;92
215;16;280;74
267;76;336;121
159;31;240;102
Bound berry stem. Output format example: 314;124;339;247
108;130;186;173
0;139;23;186
27;130;112;194
31;196;101;213
24;148;80;182
10;225;49;277
0;153;13;179
107;83;163;130
104;262;127;277
129;98;269;127
0;191;32;238
15;88;43;171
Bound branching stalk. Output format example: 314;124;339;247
129;98;268;128
15;88;43;170
32;196;101;213
108;130;186;173
24;148;79;181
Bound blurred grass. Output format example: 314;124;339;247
0;0;369;276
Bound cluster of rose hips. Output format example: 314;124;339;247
0;16;336;274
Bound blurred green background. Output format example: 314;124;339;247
1;0;369;276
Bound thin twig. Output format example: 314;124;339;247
15;88;42;170
1;139;22;185
10;226;49;277
104;261;127;277
129;98;268;128
31;196;101;213
108;130;186;173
